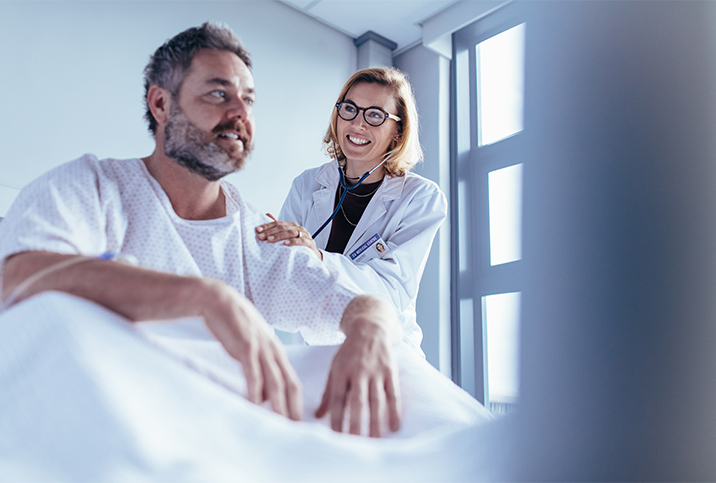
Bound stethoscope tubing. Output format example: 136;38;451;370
311;150;389;239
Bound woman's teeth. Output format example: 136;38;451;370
348;135;369;145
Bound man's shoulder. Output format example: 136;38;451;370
41;154;142;179
21;154;102;192
221;181;268;224
21;154;148;205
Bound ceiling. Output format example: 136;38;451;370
278;0;460;54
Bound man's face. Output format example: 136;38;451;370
164;49;255;181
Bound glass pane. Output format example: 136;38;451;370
488;163;523;265
476;23;525;146
456;48;471;155
482;292;521;414
459;298;475;397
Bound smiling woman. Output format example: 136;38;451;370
334;82;399;179
256;67;447;355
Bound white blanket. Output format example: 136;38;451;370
0;293;500;482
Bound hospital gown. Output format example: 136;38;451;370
0;154;361;344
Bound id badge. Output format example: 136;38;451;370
348;233;390;264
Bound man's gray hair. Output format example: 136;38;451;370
143;22;252;136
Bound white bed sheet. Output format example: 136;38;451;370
0;292;501;482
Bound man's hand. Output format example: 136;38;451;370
200;279;303;421
315;295;402;437
2;250;303;422
256;214;322;260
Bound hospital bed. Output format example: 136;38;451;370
0;292;498;482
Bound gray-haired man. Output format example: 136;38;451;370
0;23;401;438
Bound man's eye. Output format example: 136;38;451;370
244;98;255;107
209;91;226;99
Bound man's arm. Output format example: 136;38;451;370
316;295;402;437
261;182;448;319
2;250;303;420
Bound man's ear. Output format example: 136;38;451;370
147;85;171;126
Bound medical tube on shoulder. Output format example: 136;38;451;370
1;252;138;311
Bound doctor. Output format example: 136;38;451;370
256;67;447;352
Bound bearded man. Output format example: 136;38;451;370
0;23;402;438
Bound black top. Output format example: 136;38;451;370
325;177;383;254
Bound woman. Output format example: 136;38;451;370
256;67;447;352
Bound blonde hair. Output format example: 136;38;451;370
323;67;422;177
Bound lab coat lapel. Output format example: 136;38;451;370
343;175;404;256
312;163;338;249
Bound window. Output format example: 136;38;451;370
477;23;525;147
451;3;525;414
482;292;521;413
488;163;523;266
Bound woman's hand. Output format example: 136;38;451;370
256;214;322;260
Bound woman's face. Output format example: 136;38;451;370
336;82;400;171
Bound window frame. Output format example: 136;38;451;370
450;2;526;408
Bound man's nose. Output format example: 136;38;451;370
226;96;249;120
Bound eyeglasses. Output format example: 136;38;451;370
335;101;401;127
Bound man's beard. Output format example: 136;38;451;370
164;103;252;182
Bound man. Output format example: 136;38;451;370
0;22;401;438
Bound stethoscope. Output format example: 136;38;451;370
312;143;390;239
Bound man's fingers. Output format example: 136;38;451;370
385;372;402;432
315;373;332;418
261;341;305;421
260;351;288;418
369;378;385;438
204;289;303;424
285;376;303;421
349;378;368;435
329;377;348;432
266;213;278;222
274;348;303;421
242;348;264;405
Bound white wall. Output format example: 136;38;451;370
0;0;356;216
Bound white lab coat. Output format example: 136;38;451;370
279;161;448;352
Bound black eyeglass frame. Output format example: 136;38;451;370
335;100;402;127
